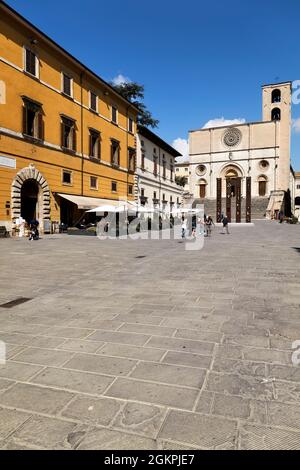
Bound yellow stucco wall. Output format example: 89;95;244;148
0;4;137;230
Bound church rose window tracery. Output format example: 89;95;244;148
222;128;242;148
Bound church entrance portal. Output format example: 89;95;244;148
216;175;251;222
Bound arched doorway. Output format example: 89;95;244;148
21;179;39;223
219;165;244;222
258;175;267;196
198;178;207;198
225;169;239;197
11;164;50;232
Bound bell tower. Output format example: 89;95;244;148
262;82;292;191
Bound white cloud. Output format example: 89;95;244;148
292;118;300;133
111;74;131;86
172;138;189;163
202;117;246;129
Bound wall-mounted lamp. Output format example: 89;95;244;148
104;91;109;96
30;38;38;45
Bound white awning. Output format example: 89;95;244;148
57;194;122;210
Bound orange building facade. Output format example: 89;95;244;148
0;2;138;233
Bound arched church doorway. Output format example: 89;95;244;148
198;178;207;198
21;179;39;223
258;175;267;196
220;166;243;222
225;169;239;198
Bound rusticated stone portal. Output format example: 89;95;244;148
11;164;50;231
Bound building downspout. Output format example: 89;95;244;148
158;147;161;210
80;71;84;196
126;105;130;201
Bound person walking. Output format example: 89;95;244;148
222;215;229;234
191;216;197;237
205;215;214;237
181;218;187;239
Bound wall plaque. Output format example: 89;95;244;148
0;156;16;169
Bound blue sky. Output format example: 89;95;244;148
5;0;300;168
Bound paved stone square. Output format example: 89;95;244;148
0;220;300;449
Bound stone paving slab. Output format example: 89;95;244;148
11;347;75;367
0;382;74;414
61;395;123;426
30;367;114;395
62;353;137;376
104;377;199;410
4;415;85;450
98;343;166;362
129;361;206;388
158;409;237;449
0;220;300;449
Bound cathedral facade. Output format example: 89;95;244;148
185;82;294;221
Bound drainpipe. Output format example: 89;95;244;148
126;105;130;202
80;71;84;196
158;147;161;210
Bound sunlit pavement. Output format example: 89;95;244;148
0;220;300;449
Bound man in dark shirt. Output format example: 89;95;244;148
222;216;229;234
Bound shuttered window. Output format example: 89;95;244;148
128;117;133;133
61;117;76;152
128;148;135;172
90;92;97;112
111;140;120;166
62;73;72;97
22;98;44;140
25;48;37;76
162;159;166;179
89;130;100;159
153;157;158;176
112;105;118;124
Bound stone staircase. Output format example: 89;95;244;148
191;196;269;221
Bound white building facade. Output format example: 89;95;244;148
136;126;183;212
175;162;190;192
